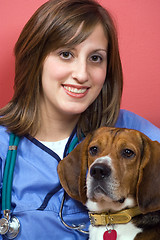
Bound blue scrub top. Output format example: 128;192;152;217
0;109;160;240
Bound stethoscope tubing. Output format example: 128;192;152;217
60;133;89;235
59;192;89;234
2;133;20;212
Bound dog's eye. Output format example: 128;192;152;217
89;146;98;156
121;149;135;158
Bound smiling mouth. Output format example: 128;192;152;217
63;85;88;94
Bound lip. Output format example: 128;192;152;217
62;84;89;98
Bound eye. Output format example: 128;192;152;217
89;146;99;156
59;51;73;60
90;55;103;63
121;149;135;159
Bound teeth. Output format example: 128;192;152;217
64;86;87;93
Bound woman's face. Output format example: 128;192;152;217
40;23;108;120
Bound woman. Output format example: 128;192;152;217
0;0;159;239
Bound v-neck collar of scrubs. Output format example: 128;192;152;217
26;126;78;162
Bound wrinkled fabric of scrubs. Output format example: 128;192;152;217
0;109;160;240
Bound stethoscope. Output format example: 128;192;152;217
0;133;88;239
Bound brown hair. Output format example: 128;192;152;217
0;0;123;137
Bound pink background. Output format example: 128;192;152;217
0;0;160;127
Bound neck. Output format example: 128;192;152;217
35;108;80;142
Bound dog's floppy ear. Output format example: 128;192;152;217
137;135;160;214
57;133;92;204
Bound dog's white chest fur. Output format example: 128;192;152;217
89;222;142;240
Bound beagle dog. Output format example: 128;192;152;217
58;127;160;240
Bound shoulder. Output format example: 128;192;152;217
0;125;10;142
115;109;160;142
0;125;10;145
0;125;10;159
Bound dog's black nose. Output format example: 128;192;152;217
90;163;111;180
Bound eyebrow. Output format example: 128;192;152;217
59;46;107;52
93;49;108;54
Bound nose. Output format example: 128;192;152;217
72;59;88;83
90;163;111;181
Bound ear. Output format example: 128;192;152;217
137;135;160;214
57;133;92;204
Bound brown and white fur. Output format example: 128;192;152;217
58;127;160;240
